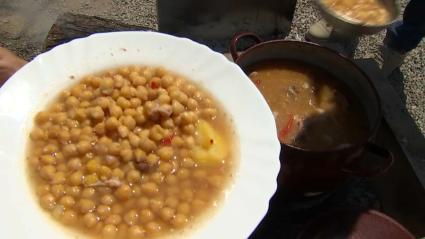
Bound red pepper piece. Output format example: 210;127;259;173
160;133;175;146
255;79;261;85
278;114;294;141
150;81;159;89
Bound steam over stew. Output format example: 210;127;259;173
27;66;237;239
249;60;369;150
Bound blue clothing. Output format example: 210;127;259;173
386;0;425;53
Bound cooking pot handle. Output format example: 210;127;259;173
342;142;394;177
230;32;263;62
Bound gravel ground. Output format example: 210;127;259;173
0;0;423;134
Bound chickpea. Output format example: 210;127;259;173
102;224;118;238
160;207;175;221
89;106;105;120
75;140;90;154
130;72;146;86
158;94;171;104
146;153;159;167
141;182;159;196
101;194;116;206
157;146;173;161
192;199;206;212
139;208;154;223
172;214;188;227
94;122;106;135
81;187;96;198
181;157;195;168
105;116;119;131
121;115;136;130
69;128;82;142
171;100;185;115
51;172;66;184
140;138;157;152
187;98;198;110
165;175;178;185
183;124;196;135
171;136;184;147
117;97;132;109
86;159;100;173
83;212;98;228
118;125;129;138
51;184;66;198
96;96;110;109
134;149;147;162
159;162;174;174
150;172;164;184
193;169;208;180
115;184;132;201
40;154;56;165
52;205;65;220
109;104;123;118
136;86;148;100
161;75;173;88
63;143;78;157
40;193;56;210
137;197;150;209
179;188;194;202
79;198;96;213
37;184;50;196
145;221;162;234
35;111;50;124
165;197;179;208
124;209;139;225
126;170;141;183
183;136;195;148
149;198;164;213
96;204;111;218
62;210;78;225
30;127;46;141
177;203;191;214
180;111;197;125
84;173;99;186
161;118;174;129
112;168;125;179
66;186;81;197
120;148;133;162
105;214;122;225
202;108;218;119
128;225;145;239
40;165;56;180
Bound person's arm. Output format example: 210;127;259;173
0;47;27;86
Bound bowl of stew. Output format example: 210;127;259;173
230;32;393;194
0;32;281;239
316;0;400;35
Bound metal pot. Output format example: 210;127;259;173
230;32;394;194
298;209;415;239
315;0;401;35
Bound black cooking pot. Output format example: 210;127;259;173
230;32;394;194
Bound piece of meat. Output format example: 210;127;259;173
87;177;122;187
136;161;150;172
147;103;173;120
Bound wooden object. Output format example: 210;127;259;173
44;12;156;51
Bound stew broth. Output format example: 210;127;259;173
249;60;369;150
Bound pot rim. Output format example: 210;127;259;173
235;39;383;153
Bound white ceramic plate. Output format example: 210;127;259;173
0;32;280;239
